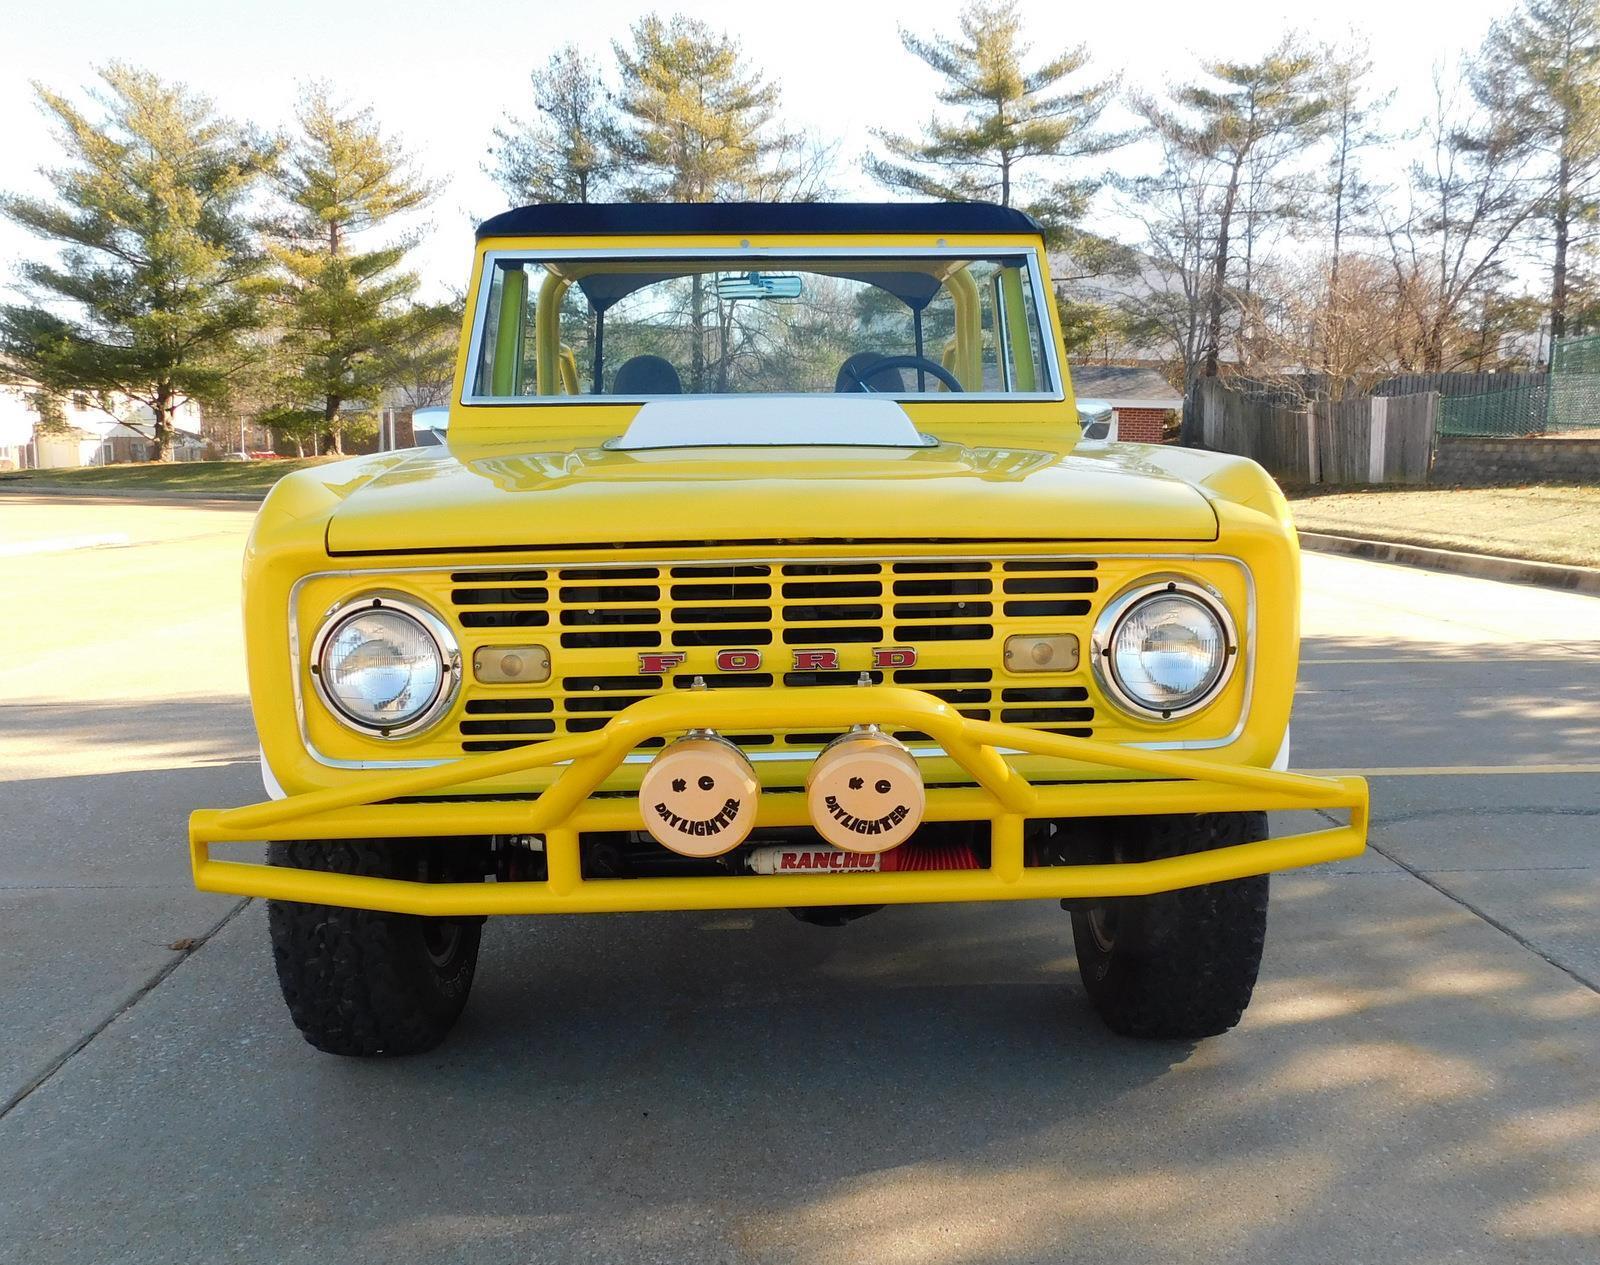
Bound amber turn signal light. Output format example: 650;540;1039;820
471;644;551;684
1003;633;1079;673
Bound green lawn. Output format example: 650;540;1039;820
0;457;341;496
1289;484;1600;569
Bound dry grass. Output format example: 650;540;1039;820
0;456;340;496
1289;484;1600;569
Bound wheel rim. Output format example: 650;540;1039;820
1086;904;1119;953
421;920;462;967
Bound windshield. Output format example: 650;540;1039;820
466;252;1057;402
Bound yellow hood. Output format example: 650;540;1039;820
320;440;1219;555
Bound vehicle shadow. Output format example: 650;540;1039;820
258;867;1599;1264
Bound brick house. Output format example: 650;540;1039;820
0;381;205;466
1068;366;1181;444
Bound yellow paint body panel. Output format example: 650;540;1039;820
198;222;1366;915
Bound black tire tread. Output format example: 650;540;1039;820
266;840;481;1057
1072;812;1269;1040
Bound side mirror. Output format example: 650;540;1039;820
1076;398;1114;441
412;406;449;447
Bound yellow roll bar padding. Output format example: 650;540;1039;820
997;267;1037;392
557;345;579;396
534;272;570;396
191;686;1368;916
489;265;527;397
944;266;984;390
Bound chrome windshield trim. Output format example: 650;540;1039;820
460;245;1065;407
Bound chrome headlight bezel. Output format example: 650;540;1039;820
1090;577;1239;721
309;592;461;738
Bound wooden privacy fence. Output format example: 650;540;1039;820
1194;378;1437;484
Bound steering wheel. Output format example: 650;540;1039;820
843;354;965;394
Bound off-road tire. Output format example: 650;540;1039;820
1070;812;1269;1040
266;840;483;1056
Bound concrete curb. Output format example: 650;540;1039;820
1299;531;1600;596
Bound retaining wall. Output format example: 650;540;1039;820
1431;437;1600;484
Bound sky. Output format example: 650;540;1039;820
0;0;1518;300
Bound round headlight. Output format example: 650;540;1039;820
311;596;458;736
1093;580;1236;719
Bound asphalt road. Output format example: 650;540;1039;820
1;494;1597;1265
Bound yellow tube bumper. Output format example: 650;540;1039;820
190;686;1368;915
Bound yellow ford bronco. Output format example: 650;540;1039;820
191;202;1368;1055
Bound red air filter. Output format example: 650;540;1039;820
879;840;981;872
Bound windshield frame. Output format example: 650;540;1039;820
459;245;1065;408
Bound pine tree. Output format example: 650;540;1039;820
609;14;816;390
264;87;440;454
0;65;275;460
866;0;1127;211
1476;0;1600;343
486;45;616;204
609;14;808;203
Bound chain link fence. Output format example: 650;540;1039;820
1437;381;1551;436
1548;333;1600;433
1437;333;1600;436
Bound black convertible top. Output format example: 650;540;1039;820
476;201;1044;240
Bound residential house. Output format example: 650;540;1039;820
0;382;205;467
1068;365;1181;444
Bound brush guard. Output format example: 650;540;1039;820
189;686;1368;915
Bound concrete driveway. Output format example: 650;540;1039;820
1;495;1596;1264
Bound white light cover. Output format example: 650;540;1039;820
1110;594;1227;711
320;608;442;728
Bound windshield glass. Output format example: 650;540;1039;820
466;252;1056;402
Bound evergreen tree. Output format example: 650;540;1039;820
609;14;808;203
609;14;816;389
264;87;441;454
0;65;275;460
389;296;464;410
1476;0;1600;342
486;45;616;204
866;0;1127;212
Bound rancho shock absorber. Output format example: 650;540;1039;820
746;840;979;874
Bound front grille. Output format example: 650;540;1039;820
449;558;1100;753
